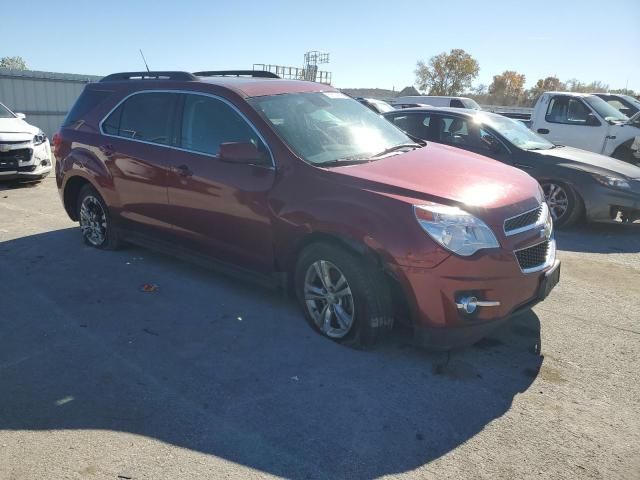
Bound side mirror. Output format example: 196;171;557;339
219;141;262;164
586;113;601;126
16;113;26;120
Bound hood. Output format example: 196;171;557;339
536;146;640;179
323;142;541;216
0;117;39;142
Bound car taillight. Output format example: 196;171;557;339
52;132;62;158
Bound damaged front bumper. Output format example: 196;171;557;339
0;140;53;181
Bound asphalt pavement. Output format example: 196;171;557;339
0;177;638;479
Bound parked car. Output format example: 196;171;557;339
55;70;559;350
594;93;640;118
354;97;395;114
383;107;640;226
529;92;640;164
0;101;53;182
391;96;481;110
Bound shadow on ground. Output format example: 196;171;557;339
556;221;640;254
0;228;544;479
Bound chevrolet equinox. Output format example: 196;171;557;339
54;70;560;349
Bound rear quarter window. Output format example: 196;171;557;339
63;88;113;127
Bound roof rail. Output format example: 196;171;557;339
193;70;280;79
100;71;198;82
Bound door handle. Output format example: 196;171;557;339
175;164;193;177
99;144;115;156
514;163;533;170
537;128;549;134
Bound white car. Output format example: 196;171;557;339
0;102;53;182
391;95;481;110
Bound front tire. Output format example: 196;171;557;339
295;243;394;348
612;145;640;167
77;184;120;250
541;181;583;228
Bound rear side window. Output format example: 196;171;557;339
63;88;113;127
388;113;432;140
450;99;465;108
179;94;266;158
545;97;591;125
102;92;179;145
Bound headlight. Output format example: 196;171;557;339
414;203;499;256
33;131;47;146
592;173;630;190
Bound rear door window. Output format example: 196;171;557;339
179;94;268;161
387;113;432;140
450;99;465;108
102;92;180;145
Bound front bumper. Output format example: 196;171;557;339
0;141;53;181
581;183;640;222
390;245;559;350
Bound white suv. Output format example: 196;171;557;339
0;102;53;181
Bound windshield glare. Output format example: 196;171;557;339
584;95;628;122
482;113;554;150
249;92;411;164
0;103;15;119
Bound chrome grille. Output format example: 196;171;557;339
504;205;544;235
515;241;550;271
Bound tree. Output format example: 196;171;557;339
525;76;566;105
565;79;609;93
0;56;27;70
415;49;479;96
488;71;526;104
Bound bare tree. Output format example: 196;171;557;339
415;49;479;96
0;56;28;70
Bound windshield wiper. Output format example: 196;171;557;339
370;143;421;158
314;157;373;167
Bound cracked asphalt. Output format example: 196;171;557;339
0;177;638;479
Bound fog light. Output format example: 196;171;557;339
456;296;501;313
458;296;478;314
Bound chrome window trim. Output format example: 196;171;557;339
98;89;276;169
503;202;547;236
513;237;556;274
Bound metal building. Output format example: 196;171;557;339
0;68;100;137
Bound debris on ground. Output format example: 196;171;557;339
141;283;159;293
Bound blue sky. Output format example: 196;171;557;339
4;0;640;91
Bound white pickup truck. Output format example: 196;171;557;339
530;91;640;165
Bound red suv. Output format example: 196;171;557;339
55;70;560;349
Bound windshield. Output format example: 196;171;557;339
462;98;481;110
249;92;412;165
620;95;640;110
584;95;628;122
0;103;16;119
482;113;554;150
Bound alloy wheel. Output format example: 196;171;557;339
303;260;355;338
543;183;569;222
79;195;107;246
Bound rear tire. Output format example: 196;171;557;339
77;184;120;250
541;181;583;228
295;243;394;348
